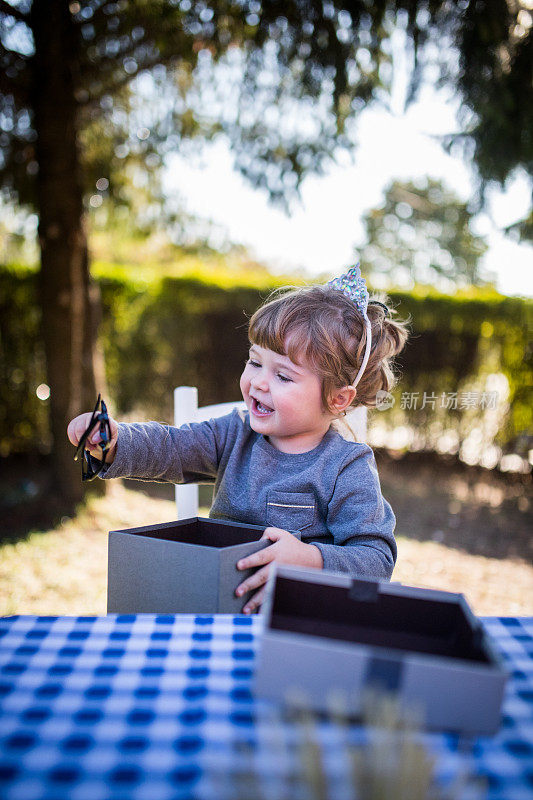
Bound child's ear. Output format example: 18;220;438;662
328;386;357;415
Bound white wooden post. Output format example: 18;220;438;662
174;386;199;519
346;406;367;442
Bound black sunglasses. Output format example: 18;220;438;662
73;394;111;481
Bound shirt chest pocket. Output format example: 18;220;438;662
266;491;316;533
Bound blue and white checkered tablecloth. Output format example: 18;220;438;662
0;614;531;800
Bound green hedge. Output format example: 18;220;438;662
99;273;265;418
0;265;50;455
1;263;531;459
377;289;532;453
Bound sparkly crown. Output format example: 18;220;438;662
327;263;371;389
327;263;369;317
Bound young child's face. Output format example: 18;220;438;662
240;343;333;453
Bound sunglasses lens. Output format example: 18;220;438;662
82;450;105;482
76;396;109;480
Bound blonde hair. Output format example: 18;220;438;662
248;284;409;410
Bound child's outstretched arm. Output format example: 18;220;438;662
67;411;119;464
67;411;236;485
235;527;324;614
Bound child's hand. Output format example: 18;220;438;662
67;411;119;464
235;527;323;614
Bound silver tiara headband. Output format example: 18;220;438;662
327;264;372;389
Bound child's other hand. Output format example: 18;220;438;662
67;412;119;463
235;527;324;614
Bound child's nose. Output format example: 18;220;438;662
251;369;269;391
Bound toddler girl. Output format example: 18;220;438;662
68;266;408;613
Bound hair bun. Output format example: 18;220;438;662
369;300;390;317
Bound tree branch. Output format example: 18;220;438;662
79;31;193;92
83;50;186;107
0;73;29;106
0;0;29;25
0;40;31;104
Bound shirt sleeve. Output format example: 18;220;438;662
313;446;397;580
99;412;235;484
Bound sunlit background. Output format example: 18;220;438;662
165;85;533;297
0;1;531;617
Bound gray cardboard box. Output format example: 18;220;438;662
255;564;507;735
107;516;275;614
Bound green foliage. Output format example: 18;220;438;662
449;0;533;200
0;0;390;212
2;0;529;505
381;287;532;455
98;266;284;420
1;263;530;461
2;1;530;217
360;178;491;290
0;264;48;456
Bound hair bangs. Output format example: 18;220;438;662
249;294;313;363
248;302;287;356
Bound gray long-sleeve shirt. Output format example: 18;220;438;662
101;410;397;579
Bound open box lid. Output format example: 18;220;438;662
261;564;503;668
109;516;268;549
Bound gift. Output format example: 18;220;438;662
107;516;272;614
255;564;507;734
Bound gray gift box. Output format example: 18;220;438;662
255;564;507;735
107;516;278;614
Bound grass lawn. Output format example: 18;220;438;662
1;481;531;618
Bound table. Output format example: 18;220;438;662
0;614;532;800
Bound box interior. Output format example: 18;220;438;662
119;518;264;549
270;577;491;664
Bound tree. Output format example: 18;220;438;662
0;0;531;506
359;178;491;290
444;0;533;228
0;0;389;507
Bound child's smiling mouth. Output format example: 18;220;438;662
251;397;274;416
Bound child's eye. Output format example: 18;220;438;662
248;359;260;368
277;373;292;383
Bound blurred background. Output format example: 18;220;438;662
0;0;531;616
